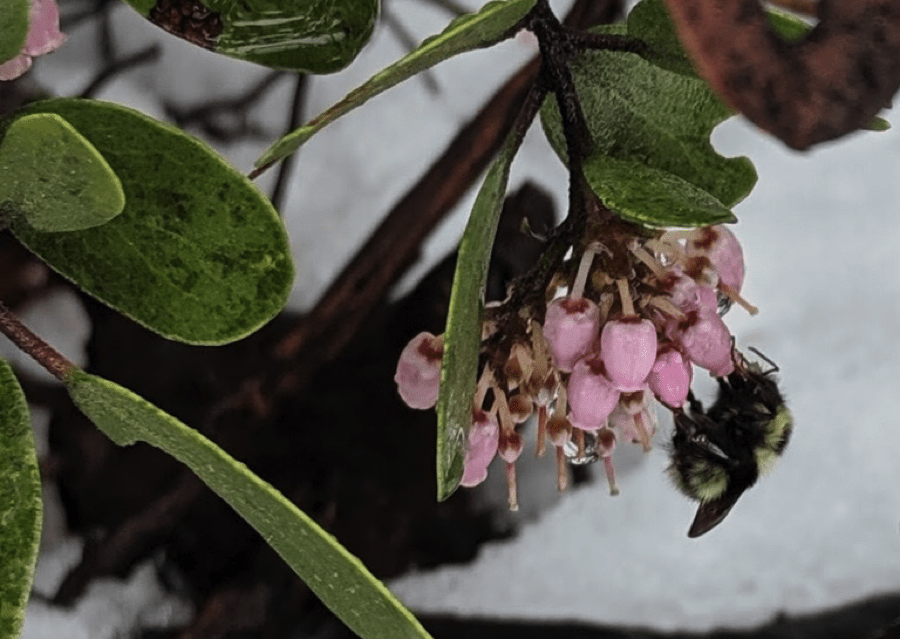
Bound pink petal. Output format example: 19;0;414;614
460;410;499;487
568;355;620;430
394;332;443;410
24;0;66;56
543;297;601;373
676;312;734;376
689;225;745;293
600;317;658;392
647;348;693;407
0;54;32;81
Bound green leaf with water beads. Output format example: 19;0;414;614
436;124;522;501
66;370;434;639
123;0;377;74
0;358;42;639
256;0;536;169
0;0;29;64
0;113;125;232
2;98;293;345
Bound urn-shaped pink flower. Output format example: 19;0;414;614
647;348;693;407
567;354;620;431
460;410;499;487
0;0;66;81
600;316;657;392
394;332;444;410
688;225;745;293
543;296;601;372
676;311;734;376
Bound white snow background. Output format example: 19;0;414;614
9;0;900;636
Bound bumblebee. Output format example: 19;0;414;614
667;349;793;537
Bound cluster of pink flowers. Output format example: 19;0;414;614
0;0;66;81
395;224;753;508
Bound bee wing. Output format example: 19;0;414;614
687;492;743;538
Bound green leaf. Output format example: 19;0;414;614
0;358;42;639
125;0;377;74
2;98;293;345
0;0;29;64
65;370;432;639
436;126;522;500
624;0;695;78
766;8;813;42
867;116;892;132
0;113;125;232
583;158;736;227
127;0;377;74
540;12;757;228
256;0;536;169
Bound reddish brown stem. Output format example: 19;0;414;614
0;300;77;381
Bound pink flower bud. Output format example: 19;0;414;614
676;312;734;376
647;348;693;407
394;332;443;410
600;317;658;392
460;410;499;487
0;0;66;81
568;355;620;430
543;297;601;372
688;225;745;293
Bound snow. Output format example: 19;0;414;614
16;0;900;635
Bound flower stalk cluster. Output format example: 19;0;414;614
396;222;755;509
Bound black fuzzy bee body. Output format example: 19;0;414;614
668;351;793;537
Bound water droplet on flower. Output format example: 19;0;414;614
563;431;600;465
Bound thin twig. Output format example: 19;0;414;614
164;71;288;142
0;300;76;381
79;45;161;98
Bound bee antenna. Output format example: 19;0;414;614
747;346;779;374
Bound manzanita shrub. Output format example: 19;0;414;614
0;0;897;637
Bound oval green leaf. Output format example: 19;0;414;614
2;98;293;345
256;0;537;169
436;125;523;501
126;0;377;74
583;157;736;228
0;113;125;232
0;0;29;64
0;358;42;639
66;370;433;639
